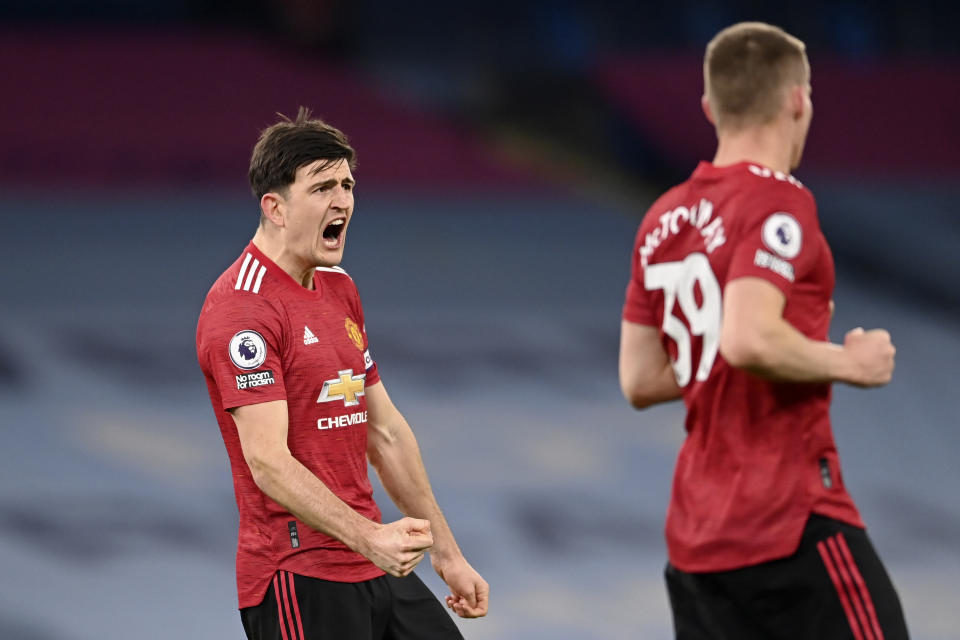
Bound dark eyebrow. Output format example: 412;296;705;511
308;177;355;190
309;178;338;190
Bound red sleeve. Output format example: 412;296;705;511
622;225;659;326
351;282;381;386
727;187;820;297
198;295;288;410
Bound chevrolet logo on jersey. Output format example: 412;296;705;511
317;369;366;407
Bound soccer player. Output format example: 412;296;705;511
197;108;488;639
619;22;909;639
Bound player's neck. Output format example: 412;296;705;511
251;228;316;289
712;124;794;175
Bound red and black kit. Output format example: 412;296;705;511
624;162;908;639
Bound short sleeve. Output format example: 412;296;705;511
197;296;288;410
622;230;658;326
351;282;381;386
727;189;820;296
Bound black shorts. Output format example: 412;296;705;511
241;570;463;640
665;514;909;640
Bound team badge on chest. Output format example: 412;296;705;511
344;317;364;351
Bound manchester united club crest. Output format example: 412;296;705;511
344;317;364;351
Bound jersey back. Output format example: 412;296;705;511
623;162;863;572
197;242;385;608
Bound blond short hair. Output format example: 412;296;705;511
704;22;808;130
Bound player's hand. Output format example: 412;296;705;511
363;517;433;578
843;327;895;387
432;554;489;618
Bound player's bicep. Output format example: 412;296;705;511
720;277;787;365
619;320;670;392
231;400;291;469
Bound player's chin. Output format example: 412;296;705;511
315;245;345;267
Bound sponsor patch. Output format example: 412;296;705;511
229;330;267;370
363;349;374;370
317;369;366;407
754;249;795;282
318;410;368;430
762;213;802;259
236;369;275;390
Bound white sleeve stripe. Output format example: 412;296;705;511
252;265;267;294
235;253;252;290
243;259;260;291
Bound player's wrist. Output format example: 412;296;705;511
429;543;464;569
348;518;384;557
829;343;861;385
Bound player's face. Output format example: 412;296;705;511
282;159;355;268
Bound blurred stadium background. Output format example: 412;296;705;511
1;1;958;638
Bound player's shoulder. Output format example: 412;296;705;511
739;163;815;210
638;180;691;232
199;249;285;326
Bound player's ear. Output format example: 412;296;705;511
260;192;285;228
788;85;806;122
701;95;717;126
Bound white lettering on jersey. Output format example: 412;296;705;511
644;253;722;387
640;199;726;267
753;249;796;282
747;164;804;188
318;410;368;430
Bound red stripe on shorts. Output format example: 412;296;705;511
817;539;865;640
273;573;290;640
279;570;299;640
827;536;875;640
836;533;886;640
285;571;305;640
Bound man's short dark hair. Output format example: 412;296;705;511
248;106;356;201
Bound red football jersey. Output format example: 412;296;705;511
196;241;385;608
623;161;864;573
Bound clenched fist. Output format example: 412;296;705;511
843;327;895;387
362;517;433;578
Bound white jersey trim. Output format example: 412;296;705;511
314;266;352;278
235;253;267;294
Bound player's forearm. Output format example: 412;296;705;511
621;361;683;409
249;452;380;554
721;317;850;383
368;419;462;562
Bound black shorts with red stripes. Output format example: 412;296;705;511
241;570;463;640
665;514;909;640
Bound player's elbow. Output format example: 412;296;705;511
244;449;287;491
620;377;657;410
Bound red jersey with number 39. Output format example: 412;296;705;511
196;242;385;608
623;162;863;573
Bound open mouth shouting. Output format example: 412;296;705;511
321;217;346;249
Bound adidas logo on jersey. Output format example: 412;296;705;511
304;326;319;345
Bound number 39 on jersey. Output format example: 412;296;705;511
644;253;722;387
